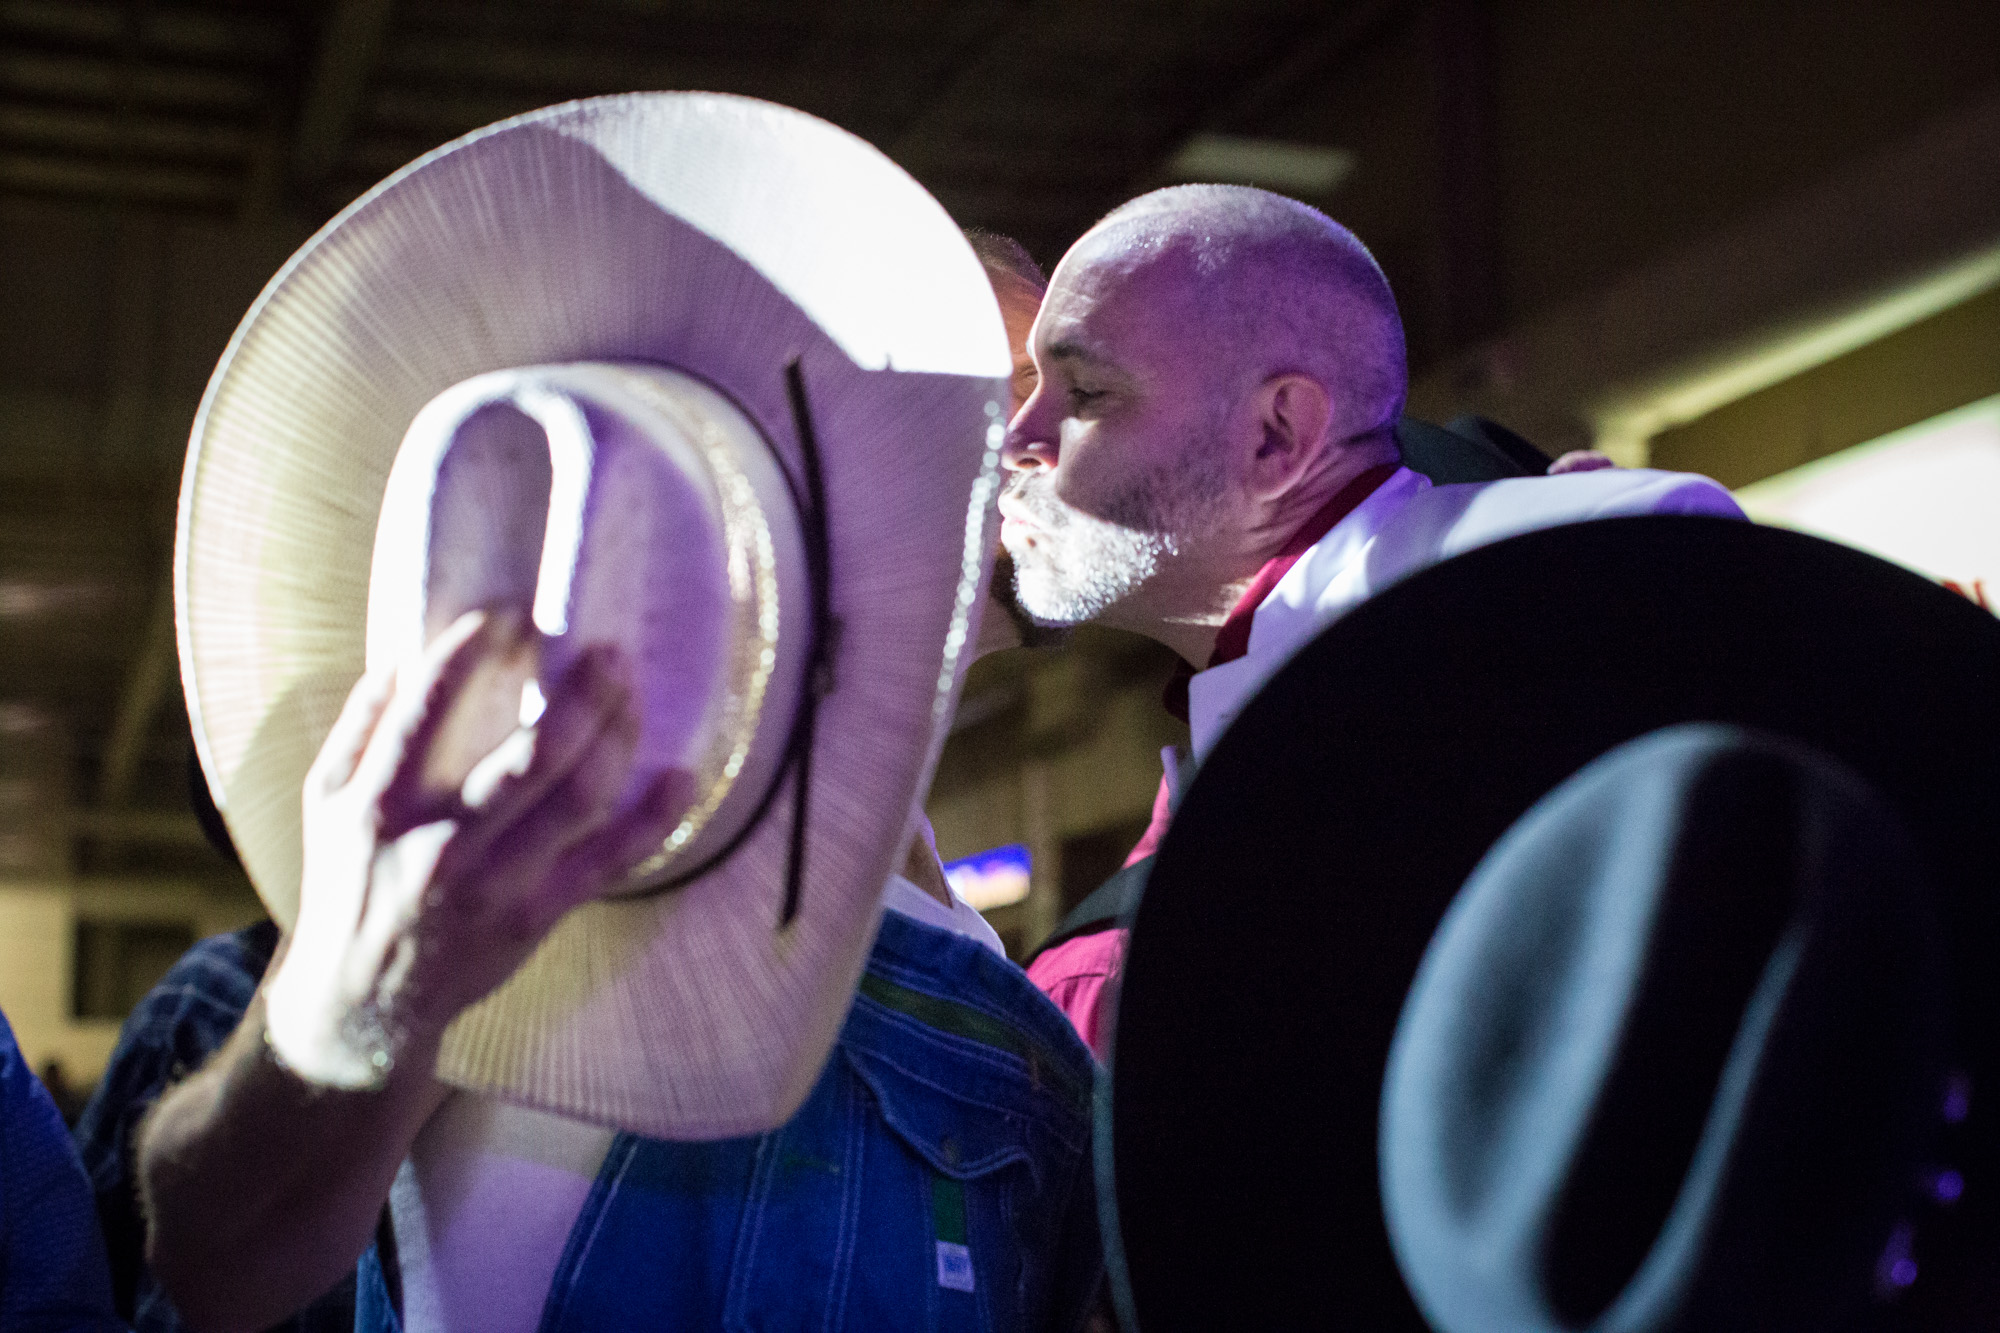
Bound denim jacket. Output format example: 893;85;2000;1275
358;909;1102;1331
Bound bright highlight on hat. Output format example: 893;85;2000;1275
176;93;1011;1138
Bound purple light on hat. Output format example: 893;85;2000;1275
1931;1169;1965;1205
1875;1221;1917;1299
1943;1072;1972;1124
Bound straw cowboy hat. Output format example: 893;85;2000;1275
1101;517;2000;1329
176;93;1011;1137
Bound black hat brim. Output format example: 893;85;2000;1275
1105;516;2000;1330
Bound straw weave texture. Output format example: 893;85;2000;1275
176;94;1008;1136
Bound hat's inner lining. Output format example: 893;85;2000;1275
414;402;559;804
426;401;558;640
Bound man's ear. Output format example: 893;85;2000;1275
1242;373;1333;501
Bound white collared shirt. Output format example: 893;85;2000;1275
881;873;1008;957
1186;466;1745;757
392;868;1006;1333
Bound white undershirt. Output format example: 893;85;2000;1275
387;872;1007;1331
881;871;1008;957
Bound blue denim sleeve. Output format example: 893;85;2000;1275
2;1004;126;1331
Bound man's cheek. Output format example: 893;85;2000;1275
1048;433;1100;504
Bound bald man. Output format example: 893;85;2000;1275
1003;185;1742;1053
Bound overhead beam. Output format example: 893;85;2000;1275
1407;87;2000;459
1210;0;1411;137
0;102;258;161
0;0;290;62
887;0;1068;163
0;151;236;206
0;50;265;111
1129;0;1410;194
373;36;788;97
291;0;396;189
95;577;175;811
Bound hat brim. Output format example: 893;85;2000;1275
176;93;1009;1137
1105;516;2000;1329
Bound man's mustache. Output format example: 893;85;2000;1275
1002;474;1071;530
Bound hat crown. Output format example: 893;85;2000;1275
177;91;1009;1136
367;361;805;883
1381;724;1945;1333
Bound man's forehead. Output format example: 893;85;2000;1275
1036;231;1198;361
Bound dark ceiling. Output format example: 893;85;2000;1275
6;0;1999;887
0;0;1392;880
0;0;1390;263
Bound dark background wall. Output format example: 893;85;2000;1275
2;0;1996;1059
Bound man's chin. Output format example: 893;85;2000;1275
994;552;1078;646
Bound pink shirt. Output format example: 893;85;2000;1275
1025;928;1126;1061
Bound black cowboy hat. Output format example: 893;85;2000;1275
1384;721;1945;1333
1101;516;2000;1330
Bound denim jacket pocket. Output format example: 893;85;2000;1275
845;1016;1091;1333
722;1029;1084;1333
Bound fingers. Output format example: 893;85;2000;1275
348;818;456;981
426;645;637;896
534;768;698;928
427;754;630;940
308;668;397;796
444;644;633;844
1548;449;1617;475
352;610;510;820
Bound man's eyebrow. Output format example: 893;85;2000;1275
1043;338;1115;369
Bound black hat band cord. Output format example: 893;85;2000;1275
653;358;837;928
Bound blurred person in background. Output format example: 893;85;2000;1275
70;763;356;1333
1004;184;1742;1056
78;916;354;1333
135;239;1101;1333
37;1058;88;1126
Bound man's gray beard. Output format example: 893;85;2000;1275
1007;501;1173;626
1002;462;1222;626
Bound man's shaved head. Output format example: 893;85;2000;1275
1002;184;1410;647
1082;185;1407;443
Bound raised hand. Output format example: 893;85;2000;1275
264;609;692;1089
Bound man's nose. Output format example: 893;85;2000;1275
1002;387;1057;473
